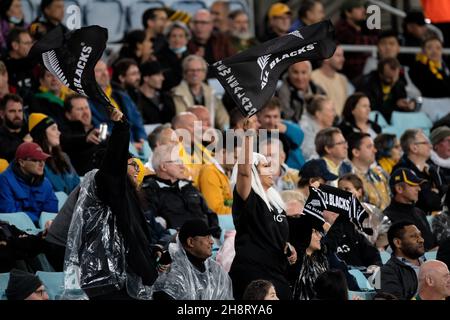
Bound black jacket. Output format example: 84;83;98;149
324;215;382;268
409;59;450;98
4;56;37;107
338;119;381;141
0;125;28;162
136;91;176;125
59;119;105;176
383;200;437;251
155;44;189;91
355;70;408;123
380;255;418;300
437;237;450;270
392;156;447;214
29;92;66;127
141;176;221;238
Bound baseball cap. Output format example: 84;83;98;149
430;126;450;145
268;3;291;18
389;168;426;188
300;159;338;181
404;11;427;26
15;142;50;161
178;219;219;244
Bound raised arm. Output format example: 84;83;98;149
235;121;254;201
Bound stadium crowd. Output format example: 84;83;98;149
0;0;450;301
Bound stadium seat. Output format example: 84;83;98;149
0;273;9;300
22;0;35;24
0;212;40;234
380;251;390;264
208;78;225;98
348;269;374;291
424;251;437;260
369;111;389;129
129;140;153;163
55;191;69;210
35;272;64;300
426;215;433;228
172;0;207;15
127;0;165;30
388;111;433;138
84;0;127;43
39;212;58;229
348;290;376;300
217;214;235;242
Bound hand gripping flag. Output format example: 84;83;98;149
210;20;336;117
303;184;368;231
28;25;113;109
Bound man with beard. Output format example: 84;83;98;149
0;94;31;162
112;58;141;104
228;9;258;53
380;221;426;300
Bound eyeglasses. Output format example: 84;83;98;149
127;162;139;171
333;140;348;146
414;141;431;146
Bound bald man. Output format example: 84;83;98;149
413;260;450;300
187;105;211;130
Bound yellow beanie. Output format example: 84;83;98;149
28;113;55;139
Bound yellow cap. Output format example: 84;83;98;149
28;113;49;133
268;3;291;18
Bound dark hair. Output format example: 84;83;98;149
298;0;321;19
422;35;443;49
387;221;415;253
298;176;322;188
118;30;147;63
338;173;364;197
313;269;349;300
142;7;167;29
347;132;371;160
33;125;71;174
148;123;171;150
228;9;246;20
243;279;274;300
342;92;369;128
306;95;329;117
229;107;245;129
377;57;401;75
374;133;397;160
6;27;29;51
315;127;342;157
378;29;399;44
112;58;139;84
63;94;88;113
0;94;23;111
261;96;282;112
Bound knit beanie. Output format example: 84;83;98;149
28;113;55;139
6;269;43;300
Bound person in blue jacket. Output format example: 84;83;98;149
0;142;58;223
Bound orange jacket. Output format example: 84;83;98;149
421;0;450;23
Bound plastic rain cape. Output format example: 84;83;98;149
152;238;234;300
60;170;153;300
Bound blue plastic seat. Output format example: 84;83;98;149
424;251;437;260
172;0;207;15
388;111;433;138
35;272;65;300
348;290;376;300
348;268;374;291
22;0;35;24
55;191;68;210
0;273;10;300
380;251;390;264
129;140;152;163
0;212;40;234
84;0;127;43
369;111;389;128
39;212;58;230
217;214;235;242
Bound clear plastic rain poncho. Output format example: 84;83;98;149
60;170;153;300
152;238;234;300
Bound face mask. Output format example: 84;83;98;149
9;16;23;25
170;46;187;55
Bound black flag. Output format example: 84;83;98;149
28;25;112;108
210;20;336;117
303;184;368;231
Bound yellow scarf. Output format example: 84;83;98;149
104;85;121;110
416;53;444;80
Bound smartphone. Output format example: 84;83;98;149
158;250;172;265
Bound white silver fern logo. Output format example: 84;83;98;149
310;199;321;207
257;54;271;90
42;50;70;86
289;30;304;39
